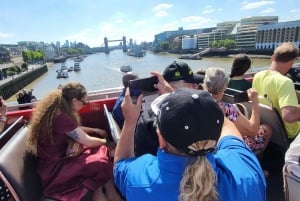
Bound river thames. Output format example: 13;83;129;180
7;50;273;103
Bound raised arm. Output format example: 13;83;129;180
234;88;260;136
220;117;243;140
114;88;143;164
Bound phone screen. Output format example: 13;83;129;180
128;76;158;92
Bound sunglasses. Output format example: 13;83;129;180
79;99;89;105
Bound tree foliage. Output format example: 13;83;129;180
22;50;45;63
209;39;236;48
159;41;170;51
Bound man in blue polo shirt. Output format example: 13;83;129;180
114;88;266;201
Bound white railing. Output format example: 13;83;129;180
7;87;123;112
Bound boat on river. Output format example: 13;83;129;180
56;70;68;78
1;65;300;200
74;62;81;71
120;65;132;73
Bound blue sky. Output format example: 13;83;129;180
0;0;299;47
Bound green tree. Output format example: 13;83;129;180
159;41;170;51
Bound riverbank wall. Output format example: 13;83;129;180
0;65;48;100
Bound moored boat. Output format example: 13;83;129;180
179;53;202;60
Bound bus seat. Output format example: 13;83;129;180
0;125;93;201
234;103;249;119
283;163;300;201
237;101;289;154
0;126;45;201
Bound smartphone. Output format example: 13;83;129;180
128;76;158;92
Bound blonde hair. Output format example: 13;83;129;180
27;82;87;148
179;140;218;201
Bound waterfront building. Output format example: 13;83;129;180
235;16;278;49
197;21;239;48
256;20;300;49
153;27;214;48
182;36;197;49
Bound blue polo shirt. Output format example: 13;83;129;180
114;136;266;201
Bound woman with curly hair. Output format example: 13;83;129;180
28;82;122;201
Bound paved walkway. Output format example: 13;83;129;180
0;64;45;86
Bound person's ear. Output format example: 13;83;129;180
156;129;167;149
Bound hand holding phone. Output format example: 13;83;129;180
128;76;158;92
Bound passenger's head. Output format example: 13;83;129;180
204;67;229;95
230;54;252;78
122;73;138;88
163;61;204;89
273;42;299;63
151;88;223;201
152;88;223;155
62;82;87;105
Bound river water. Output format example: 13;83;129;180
7;50;272;103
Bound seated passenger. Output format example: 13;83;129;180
134;61;203;156
228;54;252;91
252;42;300;141
114;88;266;201
112;73;139;128
27;82;122;201
203;67;272;152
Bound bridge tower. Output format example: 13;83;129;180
122;36;127;52
104;37;109;54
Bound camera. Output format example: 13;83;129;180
128;76;158;92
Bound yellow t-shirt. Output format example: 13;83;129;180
253;70;300;139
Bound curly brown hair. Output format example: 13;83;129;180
27;82;87;147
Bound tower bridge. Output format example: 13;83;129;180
104;36;128;54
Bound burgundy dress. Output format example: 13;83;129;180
36;112;112;201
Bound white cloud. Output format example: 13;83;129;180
153;3;173;11
155;11;168;17
153;3;172;17
260;8;275;14
0;32;13;38
241;1;274;10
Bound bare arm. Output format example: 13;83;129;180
114;88;143;164
67;127;107;147
80;126;108;138
219;117;243;140
234;88;260;136
281;106;300;123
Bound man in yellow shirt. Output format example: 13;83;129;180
252;42;300;140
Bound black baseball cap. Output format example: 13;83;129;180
151;88;224;155
163;61;204;83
